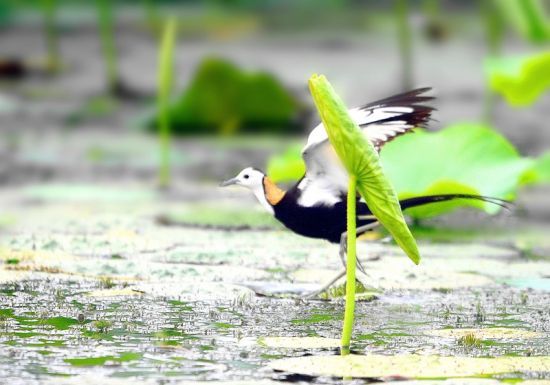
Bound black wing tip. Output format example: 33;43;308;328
401;194;514;211
359;87;436;129
361;87;435;110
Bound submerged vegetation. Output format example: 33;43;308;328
457;332;482;348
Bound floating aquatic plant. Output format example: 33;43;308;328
157;17;177;188
308;74;419;353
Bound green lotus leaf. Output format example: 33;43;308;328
529;151;550;183
485;52;550;106
399;180;484;218
381;123;534;217
266;144;306;183
308;74;420;265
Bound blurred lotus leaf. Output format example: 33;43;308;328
267;123;534;218
529;151;550;183
494;0;550;43
485;52;550;106
266;144;306;182
152;57;303;135
381;123;534;217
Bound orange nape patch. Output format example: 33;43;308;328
263;177;286;205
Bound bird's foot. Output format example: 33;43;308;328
301;268;370;300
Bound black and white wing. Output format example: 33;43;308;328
298;88;434;207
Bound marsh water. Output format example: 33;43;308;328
0;184;549;384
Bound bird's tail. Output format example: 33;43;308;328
399;194;511;211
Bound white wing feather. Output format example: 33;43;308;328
298;89;433;207
302;106;414;154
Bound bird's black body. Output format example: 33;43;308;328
273;181;507;243
272;183;365;243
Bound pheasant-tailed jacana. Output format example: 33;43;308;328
220;88;508;294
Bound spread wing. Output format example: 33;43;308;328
298;88;434;207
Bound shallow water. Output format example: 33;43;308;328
1;277;549;383
0;186;549;383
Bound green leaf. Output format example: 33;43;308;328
399;180;484;218
380;123;534;218
308;74;420;265
494;0;550;43
152;58;301;135
528;151;550;183
266;144;306;182
485;52;550;106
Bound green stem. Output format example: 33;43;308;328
97;0;118;94
157;18;177;188
395;0;413;91
521;0;549;42
341;174;357;355
482;0;503;124
158;102;171;188
43;0;60;72
143;0;159;27
422;0;439;20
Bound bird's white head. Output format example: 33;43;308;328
219;167;265;190
220;167;285;214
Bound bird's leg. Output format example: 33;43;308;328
302;268;346;299
339;221;380;274
302;221;380;299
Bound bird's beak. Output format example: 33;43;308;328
219;177;238;187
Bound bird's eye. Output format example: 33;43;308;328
244;174;249;179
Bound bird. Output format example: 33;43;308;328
220;88;508;292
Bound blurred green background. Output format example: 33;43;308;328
0;0;549;220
